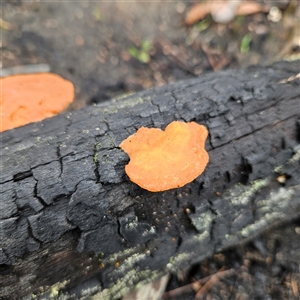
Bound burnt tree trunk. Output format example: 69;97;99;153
1;61;300;300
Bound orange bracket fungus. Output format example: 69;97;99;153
0;73;74;132
119;121;209;192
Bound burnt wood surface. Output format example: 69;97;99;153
0;61;300;299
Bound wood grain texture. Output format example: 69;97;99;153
0;61;299;299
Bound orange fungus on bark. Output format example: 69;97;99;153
119;121;209;192
0;73;74;132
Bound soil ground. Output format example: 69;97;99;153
3;1;299;109
2;1;300;299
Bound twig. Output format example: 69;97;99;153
163;267;235;299
163;274;213;299
291;276;299;298
194;268;236;299
1;64;51;78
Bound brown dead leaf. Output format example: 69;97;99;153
236;1;270;16
201;43;230;71
185;0;270;26
185;2;214;26
0;17;16;30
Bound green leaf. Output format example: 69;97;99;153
138;51;150;63
194;17;211;32
128;46;139;58
240;33;252;53
141;40;152;52
92;8;103;21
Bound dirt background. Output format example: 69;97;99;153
3;0;299;109
2;1;300;299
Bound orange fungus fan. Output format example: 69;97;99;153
0;73;74;132
119;121;209;192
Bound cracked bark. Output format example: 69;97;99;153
0;61;300;300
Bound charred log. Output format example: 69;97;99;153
0;60;299;299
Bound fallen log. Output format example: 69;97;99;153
1;60;299;299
